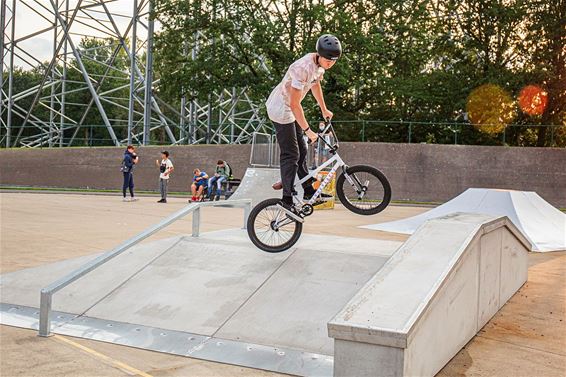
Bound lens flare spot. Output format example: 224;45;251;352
466;84;516;135
518;85;548;116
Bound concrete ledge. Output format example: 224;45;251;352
328;212;530;377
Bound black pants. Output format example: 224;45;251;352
273;121;312;198
123;171;134;197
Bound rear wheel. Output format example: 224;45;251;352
336;165;391;215
247;198;303;253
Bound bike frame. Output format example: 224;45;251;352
293;121;364;206
294;152;345;206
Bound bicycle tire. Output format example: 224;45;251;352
247;198;303;253
336;165;391;215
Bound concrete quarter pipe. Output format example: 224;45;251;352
360;188;566;252
228;168;304;205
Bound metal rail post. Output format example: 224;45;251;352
192;207;200;237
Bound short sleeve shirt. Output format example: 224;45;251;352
193;172;207;184
159;159;174;180
266;53;325;124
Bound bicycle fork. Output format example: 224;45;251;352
342;167;369;200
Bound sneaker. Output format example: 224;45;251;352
130;197;139;202
272;181;283;190
157;199;166;203
123;197;130;202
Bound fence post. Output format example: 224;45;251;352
407;122;411;143
362;121;365;142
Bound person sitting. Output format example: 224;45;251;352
190;168;209;202
207;160;231;200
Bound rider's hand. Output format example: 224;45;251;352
321;108;333;121
306;128;318;143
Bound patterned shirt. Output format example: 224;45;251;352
266;53;325;124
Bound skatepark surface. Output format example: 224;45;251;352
1;192;565;377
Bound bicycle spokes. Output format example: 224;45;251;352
337;166;391;215
253;204;297;247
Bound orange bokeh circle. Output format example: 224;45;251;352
518;85;548;116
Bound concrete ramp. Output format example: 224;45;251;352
361;188;566;252
329;213;531;376
229;168;304;205
0;229;401;376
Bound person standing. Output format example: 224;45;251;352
121;145;139;202
155;151;174;203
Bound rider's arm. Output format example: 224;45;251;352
311;81;333;120
289;87;310;131
310;82;327;114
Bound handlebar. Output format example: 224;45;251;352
306;119;339;153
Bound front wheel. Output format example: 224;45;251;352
247;198;303;253
336;165;391;215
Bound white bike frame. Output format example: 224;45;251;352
274;121;364;224
294;152;345;206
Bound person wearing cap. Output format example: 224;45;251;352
155;151;174;203
265;34;342;211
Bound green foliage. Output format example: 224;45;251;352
4;0;564;147
152;0;565;146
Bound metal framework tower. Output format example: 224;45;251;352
0;0;270;148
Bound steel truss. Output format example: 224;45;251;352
0;0;270;148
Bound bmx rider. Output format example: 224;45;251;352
266;34;342;210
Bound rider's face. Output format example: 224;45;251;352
319;56;336;69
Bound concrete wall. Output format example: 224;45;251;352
0;145;252;194
328;213;530;377
1;143;564;206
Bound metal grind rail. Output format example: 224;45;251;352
38;199;252;337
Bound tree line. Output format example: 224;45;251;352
154;0;565;146
3;0;564;147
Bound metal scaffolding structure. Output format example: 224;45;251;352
0;0;270;148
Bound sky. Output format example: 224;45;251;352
6;0;161;70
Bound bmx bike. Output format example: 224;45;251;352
247;120;392;253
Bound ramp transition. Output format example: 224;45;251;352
360;188;566;252
229;167;304;205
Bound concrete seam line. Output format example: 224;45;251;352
477;334;566;357
78;237;185;319
52;334;153;377
210;247;300;338
51;237;185;332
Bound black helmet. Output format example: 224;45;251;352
316;34;342;60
